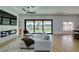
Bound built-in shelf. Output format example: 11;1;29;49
0;9;17;25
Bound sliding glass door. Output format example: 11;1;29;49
26;21;34;33
35;21;42;33
25;19;53;34
44;21;52;33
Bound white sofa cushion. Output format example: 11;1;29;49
34;40;51;51
32;33;49;41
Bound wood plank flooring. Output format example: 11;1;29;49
0;35;79;52
52;35;79;52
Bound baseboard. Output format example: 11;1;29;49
35;50;50;52
20;47;34;49
53;34;72;35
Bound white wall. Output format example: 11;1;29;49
0;7;18;43
19;14;79;35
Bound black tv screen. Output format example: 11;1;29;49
11;19;17;25
2;18;10;25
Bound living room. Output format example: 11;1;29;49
0;6;79;52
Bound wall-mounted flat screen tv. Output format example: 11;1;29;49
11;19;17;25
2;18;10;25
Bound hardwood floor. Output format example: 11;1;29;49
0;34;79;52
0;37;16;48
0;37;34;52
52;34;79;52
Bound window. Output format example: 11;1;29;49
11;19;17;25
2;18;10;25
44;21;52;33
68;22;74;31
26;21;34;33
63;22;68;31
63;22;74;31
25;19;53;34
35;21;42;33
0;17;2;24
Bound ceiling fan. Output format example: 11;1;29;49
22;6;36;14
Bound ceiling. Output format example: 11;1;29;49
9;6;79;15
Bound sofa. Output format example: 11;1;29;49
20;33;52;52
32;34;52;52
